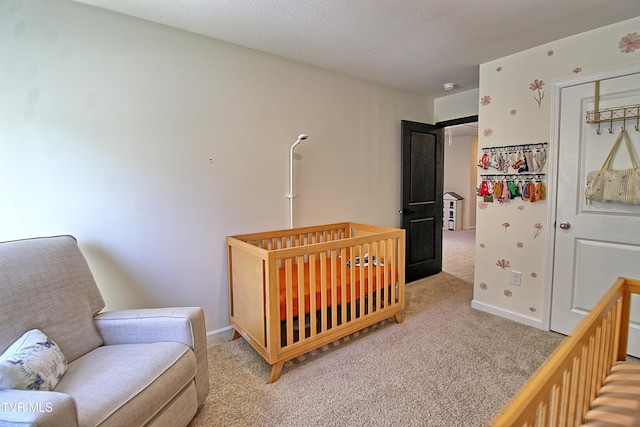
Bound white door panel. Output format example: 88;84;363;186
551;72;640;356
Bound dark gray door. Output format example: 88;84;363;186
401;120;444;283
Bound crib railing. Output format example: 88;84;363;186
242;223;349;250
490;277;640;426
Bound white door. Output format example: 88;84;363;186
551;71;640;356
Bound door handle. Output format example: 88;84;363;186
559;221;571;230
399;208;415;215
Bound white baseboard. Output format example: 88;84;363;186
206;325;234;345
471;299;546;330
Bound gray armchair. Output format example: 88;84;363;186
0;235;209;426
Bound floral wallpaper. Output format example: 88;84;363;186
473;19;640;326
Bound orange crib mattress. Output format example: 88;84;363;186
277;257;393;321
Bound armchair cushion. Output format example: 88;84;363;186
0;329;67;391
54;342;196;426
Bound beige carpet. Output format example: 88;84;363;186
442;229;475;283
191;230;564;426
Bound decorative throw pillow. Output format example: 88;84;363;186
0;329;67;391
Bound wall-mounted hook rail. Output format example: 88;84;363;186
480;173;545;181
481;142;548;154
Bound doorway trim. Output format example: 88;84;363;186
436;115;478;129
542;63;640;331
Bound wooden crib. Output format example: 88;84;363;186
227;222;405;383
490;277;640;426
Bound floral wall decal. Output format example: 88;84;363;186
510;109;517;115
619;32;640;53
480;95;492;106
504;289;513;297
496;66;503;72
502;222;510;233
496;259;510;269
573;67;582;74
530;79;545;108
517;242;524;248
533;223;543;238
483;128;493;137
480;283;488;290
529;307;537;312
547;50;554;56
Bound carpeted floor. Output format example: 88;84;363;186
442;229;475;283
191;229;564;426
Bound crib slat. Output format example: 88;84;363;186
538;400;548;426
383;239;396;306
603;310;615;375
594;320;607;395
309;253;317;339
330;250;337;328
357;244;364;319
391;239;396;307
381;240;388;307
320;251;328;333
549;383;560;426
589;328;601;405
558;369;570;425
349;245;356;321
361;243;370;315
370;242;377;312
566;356;579;426
576;345;589;424
340;247;347;327
585;335;596;411
391;239;405;308
297;255;305;342
284;258;294;347
376;241;382;309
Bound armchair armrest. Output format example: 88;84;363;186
93;307;209;406
94;307;203;347
0;389;78;426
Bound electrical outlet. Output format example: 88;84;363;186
510;270;522;286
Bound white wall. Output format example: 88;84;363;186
0;0;432;339
435;89;479;123
443;134;477;229
472;17;640;327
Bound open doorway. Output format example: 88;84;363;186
439;117;477;283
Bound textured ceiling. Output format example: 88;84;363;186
71;0;640;98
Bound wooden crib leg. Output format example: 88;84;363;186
394;312;403;324
268;362;285;384
230;329;241;341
